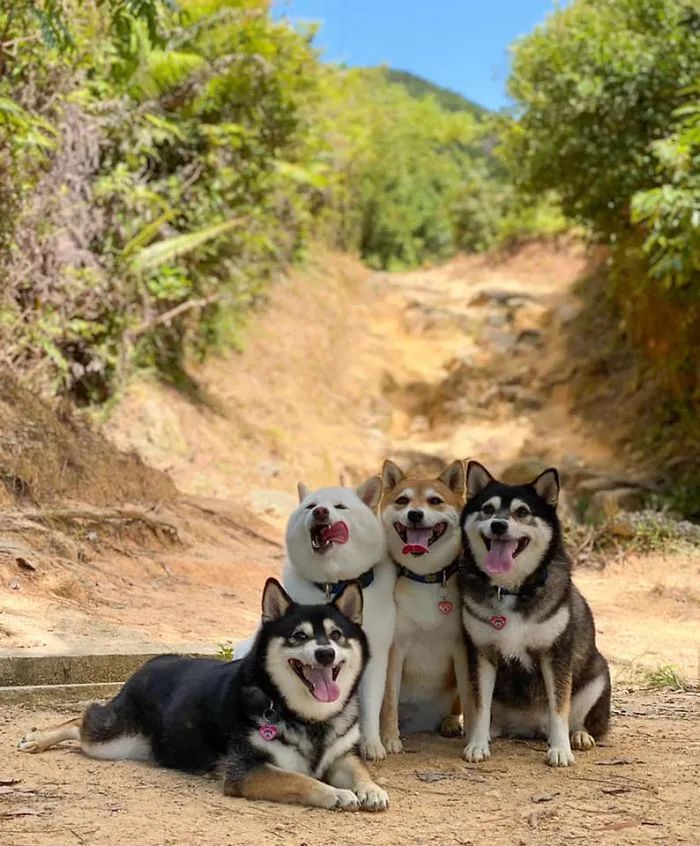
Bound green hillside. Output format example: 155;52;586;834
384;69;488;118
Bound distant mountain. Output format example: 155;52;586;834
384;69;488;118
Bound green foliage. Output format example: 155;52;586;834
631;90;700;293
504;0;700;400
383;69;487;118
641;664;694;692
216;641;235;661
314;67;501;268
0;0;537;403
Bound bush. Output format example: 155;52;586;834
503;0;700;399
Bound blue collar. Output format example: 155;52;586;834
313;566;375;599
396;558;460;585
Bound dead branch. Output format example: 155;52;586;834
129;294;221;339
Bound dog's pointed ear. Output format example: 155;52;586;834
297;482;311;503
261;578;293;623
338;470;348;487
382;459;405;491
333;580;363;626
356;475;382;512
531;468;559;507
438;459;466;495
466;460;495;499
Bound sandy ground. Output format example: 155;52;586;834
1;688;698;846
2;243;699;844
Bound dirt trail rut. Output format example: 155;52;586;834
1;244;698;845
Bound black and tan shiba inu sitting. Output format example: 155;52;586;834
459;461;610;767
18;580;389;811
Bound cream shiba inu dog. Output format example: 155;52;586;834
379;459;471;752
283;477;396;761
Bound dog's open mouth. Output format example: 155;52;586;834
394;522;448;556
289;659;343;702
480;535;530;574
310;521;349;553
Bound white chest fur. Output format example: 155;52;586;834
249;720;360;779
394;575;462;636
462;599;570;671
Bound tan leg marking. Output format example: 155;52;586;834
571;729;596;751
541;658;574;768
18;716;82;754
440;694;463;737
326;753;389;811
224;764;359;810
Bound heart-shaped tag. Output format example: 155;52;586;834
259;724;278;741
438;600;453;615
490;615;507;630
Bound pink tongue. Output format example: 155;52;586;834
485;539;518;573
403;527;431;555
321;521;349;545
305;667;340;702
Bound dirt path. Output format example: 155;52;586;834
2;243;699;844
1;688;698;845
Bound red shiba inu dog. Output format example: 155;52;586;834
379;459;470;752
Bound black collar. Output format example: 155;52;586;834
313;565;375;599
396;558;460;585
490;567;549;601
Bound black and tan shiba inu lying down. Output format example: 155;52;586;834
18;579;388;811
459;461;611;767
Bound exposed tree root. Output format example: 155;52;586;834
0;506;179;540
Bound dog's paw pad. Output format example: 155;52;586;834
546;746;575;767
570;730;595;751
360;740;387;762
383;736;403;755
463;741;490;763
440;715;463;738
332;788;360;811
356;784;389;812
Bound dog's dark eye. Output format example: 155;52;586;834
291;631;309;642
514;506;530;519
305;503;317;510
482;503;495;516
335;504;348;510
428;496;443;506
395;496;409;506
329;629;343;642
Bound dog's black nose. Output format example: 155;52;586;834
312;505;329;522
407;509;424;525
314;647;335;666
490;519;509;536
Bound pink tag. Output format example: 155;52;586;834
402;543;428;555
438;600;453;615
259;724;278;741
490;615;507;630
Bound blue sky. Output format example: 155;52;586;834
272;1;565;111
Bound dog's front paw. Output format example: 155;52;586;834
570;730;595;751
360;740;387;762
440;714;463;738
463;739;490;763
355;782;389;812
546;746;575;767
382;736;403;755
330;788;361;811
17;728;41;754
